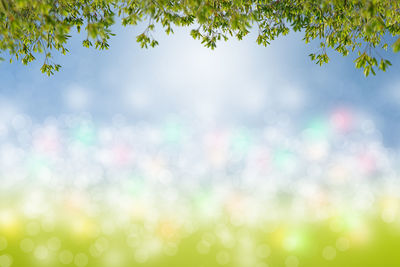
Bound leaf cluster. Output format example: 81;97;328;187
0;0;399;76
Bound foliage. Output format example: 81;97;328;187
0;0;399;76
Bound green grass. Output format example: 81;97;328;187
1;214;400;267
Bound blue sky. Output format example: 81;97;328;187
1;24;400;147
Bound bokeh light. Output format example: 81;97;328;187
0;108;399;266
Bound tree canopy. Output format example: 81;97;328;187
0;0;399;76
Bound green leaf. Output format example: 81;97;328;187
364;66;370;77
393;37;400;53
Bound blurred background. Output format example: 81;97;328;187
0;24;400;267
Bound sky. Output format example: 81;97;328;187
0;24;400;147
